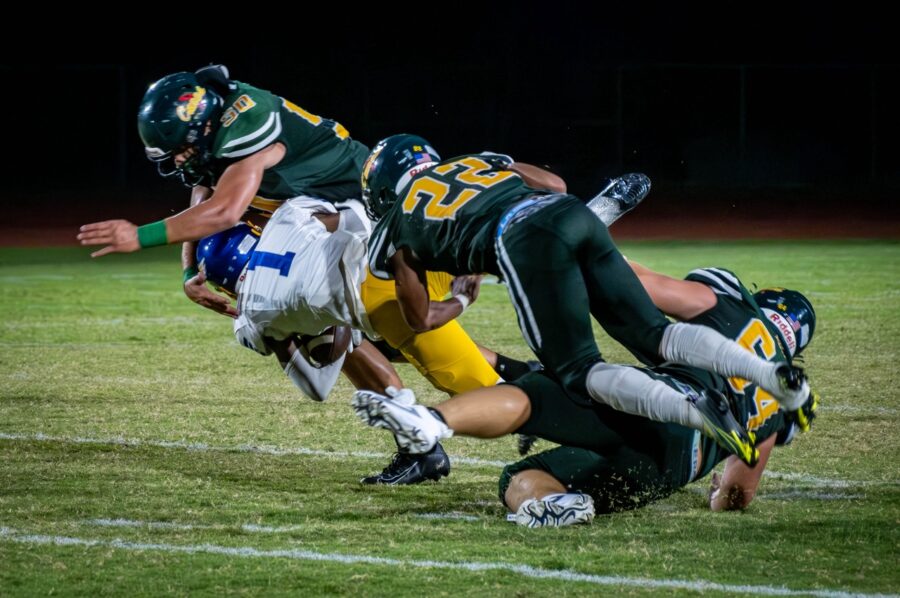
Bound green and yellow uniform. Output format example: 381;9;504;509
369;153;672;398
210;81;369;211
211;87;499;393
499;268;798;513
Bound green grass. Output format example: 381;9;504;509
1;241;899;596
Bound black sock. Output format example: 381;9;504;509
494;353;539;381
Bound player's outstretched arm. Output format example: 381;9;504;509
78;144;284;257
709;434;776;511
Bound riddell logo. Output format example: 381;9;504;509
176;86;207;122
764;310;796;355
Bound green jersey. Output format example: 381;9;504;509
505;267;801;507
682;267;794;479
368;153;549;278
210;81;369;210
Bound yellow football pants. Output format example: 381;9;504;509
361;270;500;395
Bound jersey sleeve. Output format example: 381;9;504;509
213;85;282;160
685;267;747;301
233;313;272;356
478;151;515;169
367;214;398;280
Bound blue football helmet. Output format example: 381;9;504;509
753;287;816;358
196;223;261;296
137;69;227;187
360;134;441;219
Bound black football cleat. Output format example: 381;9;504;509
516;434;539;456
774;364;812;411
692;389;759;467
360;442;451;485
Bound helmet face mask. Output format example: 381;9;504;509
360;134;440;219
753;287;816;358
138;72;224;187
196;223;262;296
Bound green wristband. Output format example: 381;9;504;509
183;265;199;284
136;220;168;248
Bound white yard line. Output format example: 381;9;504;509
1;431;895;489
0;527;892;598
684;487;865;501
86;519;303;534
413;513;482;521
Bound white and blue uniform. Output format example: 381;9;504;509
233;198;374;355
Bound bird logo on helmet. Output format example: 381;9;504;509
753;287;816;359
137;70;227;187
360;134;441;220
196;222;262;297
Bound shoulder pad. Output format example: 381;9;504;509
367;220;396;280
214;85;281;160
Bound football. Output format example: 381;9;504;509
296;325;352;368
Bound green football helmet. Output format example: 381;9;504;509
360;134;441;219
137;71;225;187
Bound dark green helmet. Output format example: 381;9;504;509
753;287;816;358
137;71;225;187
360;134;441;219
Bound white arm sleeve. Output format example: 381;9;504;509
283;349;346;402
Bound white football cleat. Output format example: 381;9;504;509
351;389;452;453
586;173;651;226
384;385;416;407
515;492;595;528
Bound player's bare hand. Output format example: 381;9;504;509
77;220;140;257
184;271;238;318
451;274;482;304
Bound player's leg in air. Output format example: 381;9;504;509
494;198;809;463
585;173;652;226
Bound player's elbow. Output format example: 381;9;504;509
220;203;249;228
407;316;432;334
545;174;567;193
403;310;442;334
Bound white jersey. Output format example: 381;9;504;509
233;197;375;356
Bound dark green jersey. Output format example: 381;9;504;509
210;81;369;210
508;267;801;504
368;153;549;278
681;267;795;479
515;266;797;486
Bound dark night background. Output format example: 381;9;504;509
1;11;897;240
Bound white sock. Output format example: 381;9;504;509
586;363;704;430
659;322;782;395
585;194;622;226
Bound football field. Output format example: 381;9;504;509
1;240;898;596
